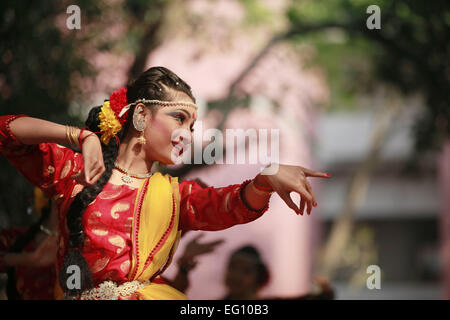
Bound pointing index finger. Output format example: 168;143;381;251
304;169;331;178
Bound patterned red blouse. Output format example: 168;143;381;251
0;114;270;289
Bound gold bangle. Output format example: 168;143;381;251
66;125;80;149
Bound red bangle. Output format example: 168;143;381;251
78;128;85;148
253;174;274;193
79;130;97;148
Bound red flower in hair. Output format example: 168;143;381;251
109;87;129;125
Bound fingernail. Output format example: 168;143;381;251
313;202;318;207
326;173;331;177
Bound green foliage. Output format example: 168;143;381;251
286;0;450;154
0;0;102;121
0;0;103;225
238;0;274;26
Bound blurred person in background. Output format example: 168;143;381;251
163;232;224;293
0;188;58;299
223;245;334;300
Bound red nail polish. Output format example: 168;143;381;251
326;173;331;177
313;202;318;207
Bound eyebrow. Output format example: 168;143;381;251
176;109;192;119
174;109;196;123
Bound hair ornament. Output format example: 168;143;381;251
98;87;198;145
98;100;122;145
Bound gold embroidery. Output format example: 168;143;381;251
120;260;131;273
54;146;64;162
124;217;133;237
91;228;108;236
108;235;126;254
111;202;130;219
60;160;72;179
99;186;122;200
87;211;109;236
91;256;110;273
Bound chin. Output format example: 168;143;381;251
158;154;180;166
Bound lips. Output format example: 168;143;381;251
172;141;184;155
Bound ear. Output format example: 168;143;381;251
134;103;153;121
133;103;150;132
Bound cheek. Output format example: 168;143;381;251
147;118;175;146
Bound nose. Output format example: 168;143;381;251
180;133;192;145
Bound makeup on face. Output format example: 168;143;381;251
159;108;195;160
167;108;196;133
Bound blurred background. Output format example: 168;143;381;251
0;0;448;299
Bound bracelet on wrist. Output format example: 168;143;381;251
65;125;80;149
78;129;97;148
253;174;274;193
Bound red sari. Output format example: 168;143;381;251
0;114;269;299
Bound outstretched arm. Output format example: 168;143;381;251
178;177;272;231
179;164;330;231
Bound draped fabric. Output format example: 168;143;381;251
0;114;270;299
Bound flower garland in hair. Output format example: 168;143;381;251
98;87;129;144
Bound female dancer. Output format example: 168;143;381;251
0;66;330;299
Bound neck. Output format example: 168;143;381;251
115;135;154;174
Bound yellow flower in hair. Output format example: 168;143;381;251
99;101;122;144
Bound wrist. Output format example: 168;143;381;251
79;130;97;148
253;174;273;193
65;125;81;149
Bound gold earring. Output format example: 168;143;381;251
137;131;146;145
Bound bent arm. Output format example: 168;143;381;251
0;115;87;199
7;115;81;146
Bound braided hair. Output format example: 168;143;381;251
59;66;195;297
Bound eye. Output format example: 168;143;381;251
174;114;185;123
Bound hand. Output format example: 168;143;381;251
256;164;330;216
73;132;105;186
178;234;224;272
29;235;58;267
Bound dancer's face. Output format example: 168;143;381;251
141;92;197;165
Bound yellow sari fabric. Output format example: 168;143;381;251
129;172;187;300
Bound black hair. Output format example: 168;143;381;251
59;66;195;297
229;245;270;288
